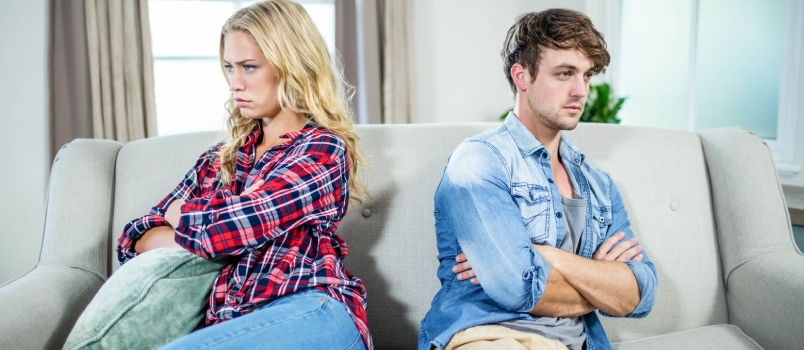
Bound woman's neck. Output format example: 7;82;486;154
259;110;308;149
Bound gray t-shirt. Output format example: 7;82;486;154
496;192;588;350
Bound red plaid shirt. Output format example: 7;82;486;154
117;124;372;348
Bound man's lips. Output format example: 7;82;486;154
564;105;582;112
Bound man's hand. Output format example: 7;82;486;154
453;253;479;284
453;232;643;285
593;232;643;262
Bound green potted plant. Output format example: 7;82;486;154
581;83;625;124
499;83;626;123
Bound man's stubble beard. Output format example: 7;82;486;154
527;92;583;132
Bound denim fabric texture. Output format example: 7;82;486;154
418;114;658;350
160;289;365;350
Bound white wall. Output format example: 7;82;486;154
413;0;586;124
0;0;49;285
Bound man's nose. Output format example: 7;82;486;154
571;76;589;98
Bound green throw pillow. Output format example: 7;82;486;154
63;248;227;350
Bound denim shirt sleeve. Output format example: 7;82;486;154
435;141;551;313
600;178;658;318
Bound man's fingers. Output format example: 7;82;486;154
471;277;480;285
456;253;467;263
615;245;643;262
606;238;638;261
456;268;476;281
593;232;625;260
633;254;644;262
452;261;472;274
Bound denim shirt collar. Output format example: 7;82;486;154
504;111;586;166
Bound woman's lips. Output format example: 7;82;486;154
234;98;249;107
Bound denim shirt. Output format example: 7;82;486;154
418;114;658;350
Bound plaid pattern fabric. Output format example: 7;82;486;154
117;124;372;349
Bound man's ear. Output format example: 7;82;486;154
510;63;532;92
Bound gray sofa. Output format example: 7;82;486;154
1;123;802;349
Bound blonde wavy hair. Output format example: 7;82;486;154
217;0;367;202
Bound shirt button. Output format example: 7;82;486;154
548;178;554;183
556;212;563;218
599;216;605;223
541;153;547;159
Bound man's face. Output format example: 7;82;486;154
523;48;594;132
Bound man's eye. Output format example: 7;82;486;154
558;72;570;78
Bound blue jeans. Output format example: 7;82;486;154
161;289;365;350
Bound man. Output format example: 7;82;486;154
418;9;658;350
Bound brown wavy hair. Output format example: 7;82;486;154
217;0;367;202
501;9;610;96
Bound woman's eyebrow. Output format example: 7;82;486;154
223;59;258;65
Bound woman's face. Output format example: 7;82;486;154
223;30;281;120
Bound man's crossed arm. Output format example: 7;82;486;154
453;232;643;317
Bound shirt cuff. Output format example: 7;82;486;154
516;252;552;313
610;260;657;318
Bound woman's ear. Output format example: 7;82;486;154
510;63;532;92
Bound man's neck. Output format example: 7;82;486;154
512;110;562;161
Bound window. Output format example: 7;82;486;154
615;0;803;176
149;0;335;136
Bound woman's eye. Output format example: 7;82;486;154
245;65;256;72
224;65;233;73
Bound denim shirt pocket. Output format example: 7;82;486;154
591;205;613;240
511;183;551;243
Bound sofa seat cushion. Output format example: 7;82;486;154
612;324;762;350
63;248;226;350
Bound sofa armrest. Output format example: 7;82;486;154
0;265;104;349
727;252;804;350
40;139;122;278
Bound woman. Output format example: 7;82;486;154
116;1;371;348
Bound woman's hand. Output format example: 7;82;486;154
241;179;264;196
165;199;186;228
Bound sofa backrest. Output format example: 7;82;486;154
111;123;729;348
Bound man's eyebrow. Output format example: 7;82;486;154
552;64;579;71
552;64;596;74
